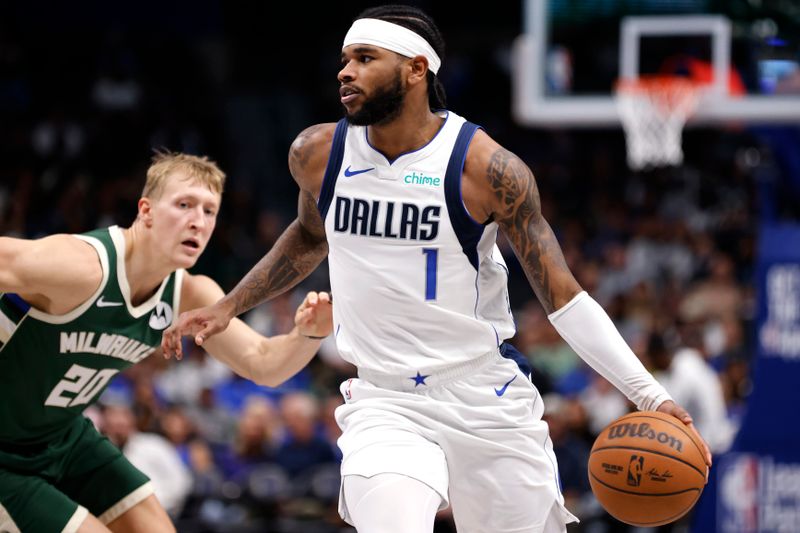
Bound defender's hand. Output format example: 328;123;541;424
657;400;713;471
161;302;233;359
295;291;333;339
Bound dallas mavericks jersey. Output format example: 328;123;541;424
318;111;515;374
0;226;182;444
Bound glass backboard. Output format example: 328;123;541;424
513;0;800;126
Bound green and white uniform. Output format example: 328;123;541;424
0;226;183;532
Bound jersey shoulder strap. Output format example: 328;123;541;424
443;121;485;270
78;226;121;299
317;119;349;220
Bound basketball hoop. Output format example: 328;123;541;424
615;76;699;171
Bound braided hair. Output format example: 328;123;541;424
355;5;448;111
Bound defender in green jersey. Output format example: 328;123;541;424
0;152;333;533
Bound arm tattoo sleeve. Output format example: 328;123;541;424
227;134;330;315
230;218;328;315
487;148;575;313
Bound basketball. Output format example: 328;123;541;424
588;411;708;526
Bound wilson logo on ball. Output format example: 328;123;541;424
607;422;683;452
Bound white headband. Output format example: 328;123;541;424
343;18;441;75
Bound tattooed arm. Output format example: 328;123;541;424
223;190;329;317
463;132;711;465
463;130;581;313
217;122;334;315
160;123;335;357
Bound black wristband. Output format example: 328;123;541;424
302;334;326;340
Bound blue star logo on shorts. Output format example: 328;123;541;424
410;371;430;387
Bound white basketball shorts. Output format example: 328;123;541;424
335;347;579;533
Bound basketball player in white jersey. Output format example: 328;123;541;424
163;6;712;532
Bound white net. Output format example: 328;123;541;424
616;76;699;171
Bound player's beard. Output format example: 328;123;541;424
345;70;406;126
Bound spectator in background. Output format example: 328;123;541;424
185;386;237;446
102;403;193;518
214;396;278;485
160;406;197;466
680;252;744;323
649;329;735;454
515;302;578;392
275;392;337;478
155;341;232;406
595;241;634;306
579;374;630;436
185;438;223;500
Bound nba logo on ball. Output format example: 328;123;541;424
588;411;707;526
627;455;644;487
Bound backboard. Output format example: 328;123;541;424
513;0;800;127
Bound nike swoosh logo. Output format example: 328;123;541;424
96;296;123;308
494;375;517;397
343;165;375;177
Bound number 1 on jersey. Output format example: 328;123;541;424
422;248;438;301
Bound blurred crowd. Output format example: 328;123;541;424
3;4;800;532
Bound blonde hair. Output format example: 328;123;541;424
142;151;226;199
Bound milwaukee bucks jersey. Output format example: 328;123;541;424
0;226;182;445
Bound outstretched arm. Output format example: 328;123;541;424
161;123;335;356
221;191;328;318
223;122;335;316
169;274;332;387
468;134;711;466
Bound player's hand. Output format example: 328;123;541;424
161;301;234;360
295;291;333;339
656;400;713;471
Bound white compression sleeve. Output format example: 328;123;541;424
548;291;672;412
